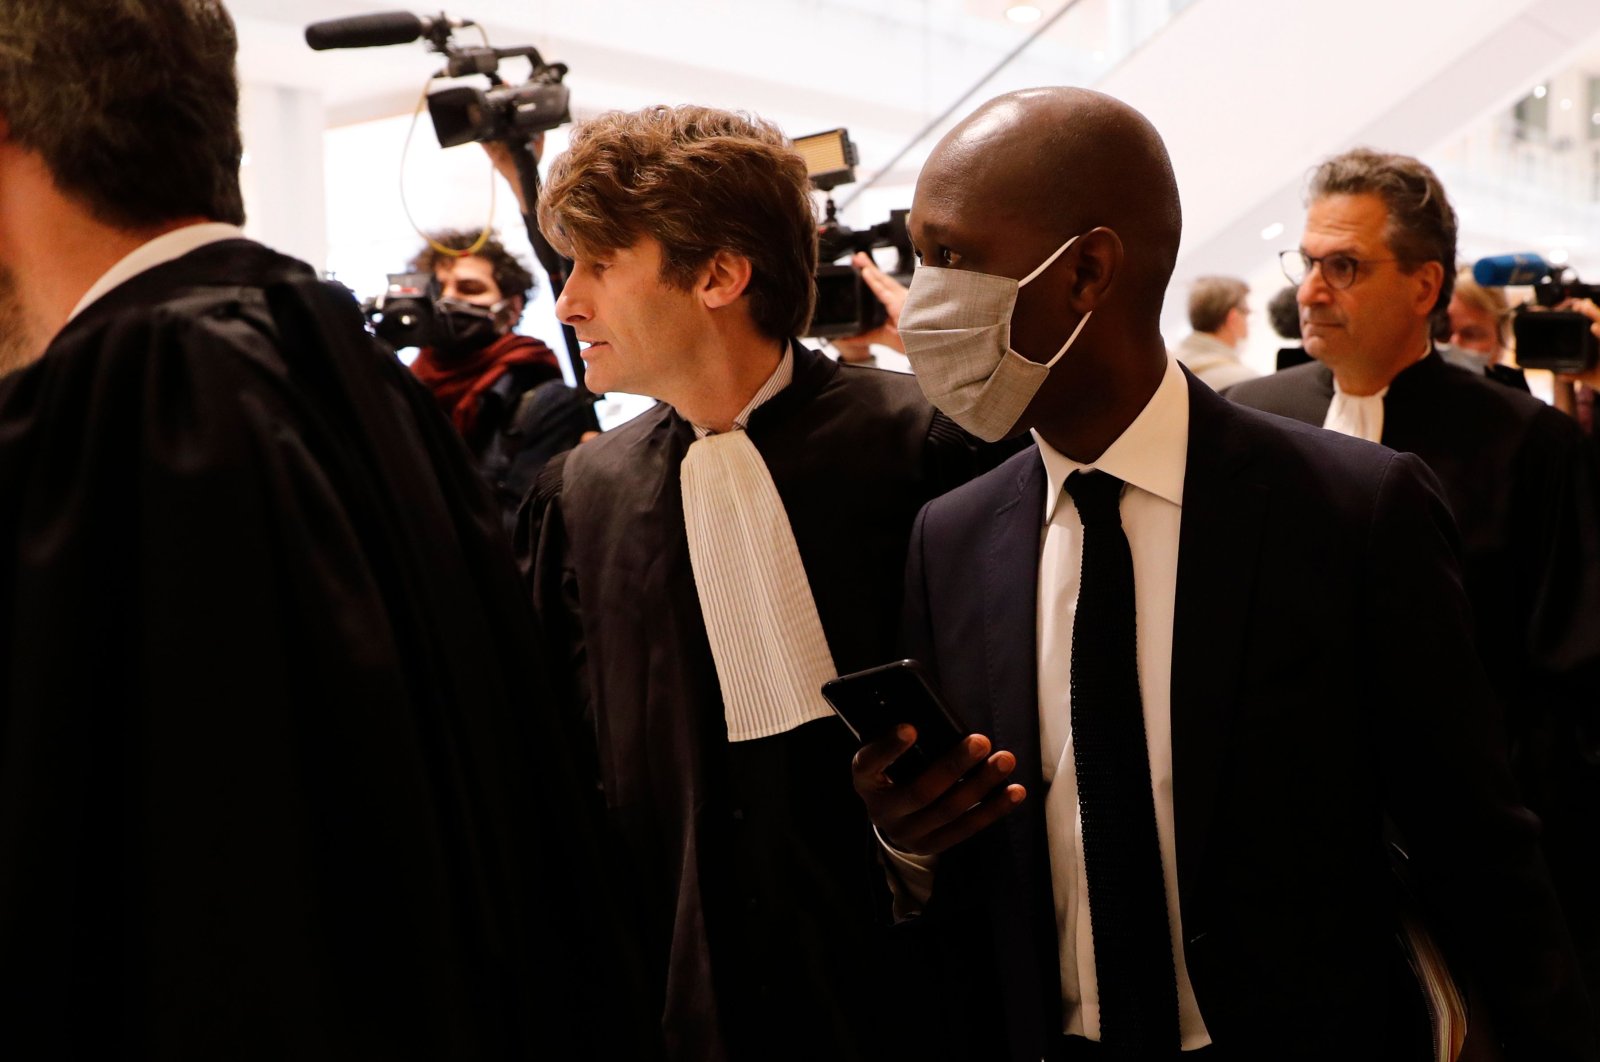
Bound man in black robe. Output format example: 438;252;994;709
0;3;650;1057
517;105;1005;1061
1227;147;1600;1003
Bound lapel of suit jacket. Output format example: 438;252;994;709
984;448;1046;821
981;447;1063;1044
1171;375;1269;918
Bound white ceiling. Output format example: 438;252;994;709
228;0;1600;363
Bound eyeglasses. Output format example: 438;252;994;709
1279;250;1402;290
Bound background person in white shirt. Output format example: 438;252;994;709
851;87;1594;1061
1170;275;1258;391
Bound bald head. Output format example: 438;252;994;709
914;87;1181;306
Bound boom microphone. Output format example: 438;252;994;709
305;12;471;51
1472;253;1553;287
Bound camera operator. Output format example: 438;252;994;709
407;227;597;531
831;251;908;364
1554;295;1600;442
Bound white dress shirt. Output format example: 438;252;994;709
1034;357;1209;1047
68;222;247;322
885;358;1211;1047
1322;383;1387;443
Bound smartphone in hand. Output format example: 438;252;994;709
822;659;967;785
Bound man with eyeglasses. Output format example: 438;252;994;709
1229;147;1600;1008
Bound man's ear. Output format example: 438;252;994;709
1412;260;1445;317
1064;227;1123;313
699;249;753;310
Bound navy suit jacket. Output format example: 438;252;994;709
899;373;1594;1061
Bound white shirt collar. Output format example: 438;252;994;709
68;222;247;322
691;343;794;439
1033;356;1189;522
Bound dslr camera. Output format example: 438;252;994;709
794;129;915;340
1472;254;1600;373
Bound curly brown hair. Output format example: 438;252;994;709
537;105;817;340
408;229;535;303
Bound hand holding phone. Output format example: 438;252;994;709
822;659;967;785
828;660;1026;857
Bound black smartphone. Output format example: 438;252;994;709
821;659;968;785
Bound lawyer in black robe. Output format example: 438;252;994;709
1227;350;1600;997
520;341;1006;1062
0;239;654;1059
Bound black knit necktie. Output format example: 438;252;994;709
1064;469;1180;1054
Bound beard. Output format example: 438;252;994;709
0;261;43;379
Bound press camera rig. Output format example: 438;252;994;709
306;11;584;380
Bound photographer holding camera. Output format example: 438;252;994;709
407;227;598;531
831;251;908;363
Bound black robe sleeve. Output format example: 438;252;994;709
922;409;1032;498
0;272;657;1060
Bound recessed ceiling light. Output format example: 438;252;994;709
1260;222;1284;241
1560;97;1574;111
1006;4;1043;23
1533;84;1548;99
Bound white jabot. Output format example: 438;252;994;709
881;358;1211;1049
68;222;247;322
1033;357;1209;1048
1321;342;1432;444
1322;384;1387;443
682;347;837;742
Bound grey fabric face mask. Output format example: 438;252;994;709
898;234;1092;441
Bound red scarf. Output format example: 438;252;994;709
410;333;561;437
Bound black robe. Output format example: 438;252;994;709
1227;351;1600;999
519;342;1008;1062
0;239;654;1060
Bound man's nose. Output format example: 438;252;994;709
555;283;589;325
1298;266;1331;306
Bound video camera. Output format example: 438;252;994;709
795;128;915;340
305;11;570;149
307;11;588;385
360;271;440;351
1472;254;1600;373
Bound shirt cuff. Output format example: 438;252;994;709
875;825;938;920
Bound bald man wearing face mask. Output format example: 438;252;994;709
849;88;1594;1061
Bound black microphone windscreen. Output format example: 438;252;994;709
1472;253;1551;287
305;12;423;51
